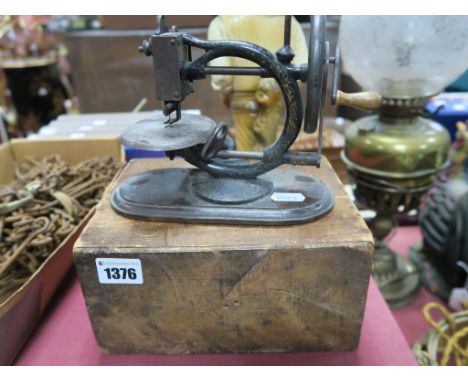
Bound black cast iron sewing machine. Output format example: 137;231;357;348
111;15;382;225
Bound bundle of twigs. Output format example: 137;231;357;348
0;155;120;303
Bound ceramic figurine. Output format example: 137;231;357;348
208;15;307;151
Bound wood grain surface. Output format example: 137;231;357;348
74;157;373;354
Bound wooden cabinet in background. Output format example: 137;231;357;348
101;15;214;30
64;18;339;122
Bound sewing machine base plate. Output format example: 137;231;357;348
111;167;334;225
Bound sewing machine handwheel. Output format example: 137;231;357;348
304;15;327;134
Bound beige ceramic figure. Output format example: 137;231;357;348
208;16;307;151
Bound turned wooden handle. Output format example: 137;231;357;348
335;90;382;111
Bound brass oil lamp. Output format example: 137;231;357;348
338;16;468;308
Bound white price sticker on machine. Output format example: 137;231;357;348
95;258;143;284
271;192;305;203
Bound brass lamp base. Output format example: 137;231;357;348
372;243;420;309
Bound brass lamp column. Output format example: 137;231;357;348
339;16;468;308
341;97;450;307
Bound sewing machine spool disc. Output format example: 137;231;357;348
120;114;217;151
111;168;334;225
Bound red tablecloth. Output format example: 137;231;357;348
14;228;425;366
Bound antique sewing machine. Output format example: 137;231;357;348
110;15;381;225
74;16;381;354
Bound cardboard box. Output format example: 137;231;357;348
0;138;123;365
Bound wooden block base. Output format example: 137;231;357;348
73;157;373;354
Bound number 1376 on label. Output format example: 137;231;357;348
95;258;143;284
